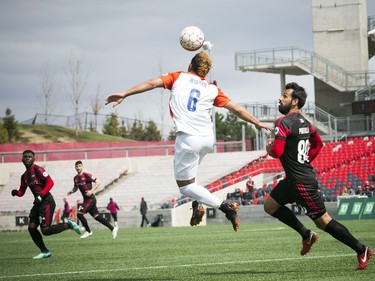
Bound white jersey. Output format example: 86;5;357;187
160;71;231;136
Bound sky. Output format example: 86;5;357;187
1;0;375;137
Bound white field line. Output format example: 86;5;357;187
1;253;355;279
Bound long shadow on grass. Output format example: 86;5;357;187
202;267;349;277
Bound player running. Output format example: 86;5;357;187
264;82;373;270
105;51;272;231
11;150;81;259
68;161;118;239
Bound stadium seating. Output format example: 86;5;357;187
314;137;374;200
1;136;373;212
222;136;374;205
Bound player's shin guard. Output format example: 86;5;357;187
28;226;48;253
324;219;365;254
95;215;114;231
42;224;69;236
271;206;310;239
77;213;91;233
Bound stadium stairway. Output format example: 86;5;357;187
95;150;266;211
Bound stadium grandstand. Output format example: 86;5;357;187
1;0;375;230
1;136;374;229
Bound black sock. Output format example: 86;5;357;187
28;227;48;253
42;224;69;236
78;213;91;233
272;206;310;239
95;215;114;231
324;219;365;254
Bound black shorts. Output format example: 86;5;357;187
78;196;99;217
111;212;118;221
270;178;326;219
29;193;56;227
61;212;70;219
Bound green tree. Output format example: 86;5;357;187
168;127;177;141
102;113;120;136
129;119;144;140
0;122;9;144
119;119;128;138
214;112;227;140
215;111;256;140
143;120;161;141
2;108;20;142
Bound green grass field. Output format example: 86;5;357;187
1;220;374;281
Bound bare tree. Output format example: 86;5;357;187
91;83;103;132
38;63;59;124
66;56;88;137
154;62;168;139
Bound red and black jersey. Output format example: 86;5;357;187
18;164;54;197
73;172;97;198
63;201;70;213
270;111;323;182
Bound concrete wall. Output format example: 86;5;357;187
312;0;369;117
314;79;355;117
312;0;368;72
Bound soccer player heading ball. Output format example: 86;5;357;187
105;51;272;231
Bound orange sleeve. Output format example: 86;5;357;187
213;88;231;107
159;72;181;90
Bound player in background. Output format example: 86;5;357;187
11;150;81;259
264;82;373;270
60;197;71;223
107;197;120;227
67;160;118;239
105;51;272;232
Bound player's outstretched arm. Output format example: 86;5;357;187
105;78;164;108
223;101;273;131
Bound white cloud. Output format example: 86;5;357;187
0;0;374;135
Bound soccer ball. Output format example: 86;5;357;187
179;26;205;51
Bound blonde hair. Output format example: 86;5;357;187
190;51;212;78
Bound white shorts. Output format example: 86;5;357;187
174;133;214;181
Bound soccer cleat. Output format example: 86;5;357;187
33;251;52;259
68;219;82;235
356;246;374;270
219;202;240;232
112;226;118;240
190;200;205;226
300;231;319;255
80;231;93;239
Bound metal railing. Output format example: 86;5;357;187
20;112;176;140
0;141;247;163
239;101;374;141
235;46;375;92
355;84;375;101
368;15;375;31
